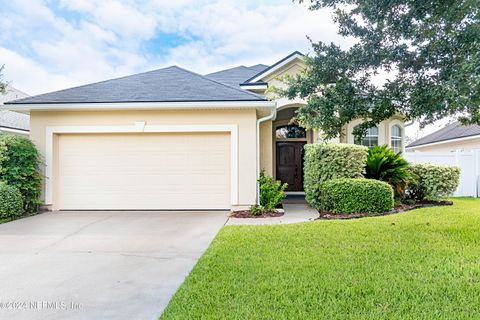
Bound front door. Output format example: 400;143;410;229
276;142;305;191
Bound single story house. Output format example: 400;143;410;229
5;52;404;211
0;86;29;135
407;122;480;152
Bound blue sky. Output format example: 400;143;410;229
0;0;350;94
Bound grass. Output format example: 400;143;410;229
160;198;480;319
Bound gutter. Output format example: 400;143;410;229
256;102;277;205
3;100;276;113
0;126;30;135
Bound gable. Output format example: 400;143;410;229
264;60;306;89
242;51;305;85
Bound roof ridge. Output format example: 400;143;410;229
173;65;265;99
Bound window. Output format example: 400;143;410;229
391;124;402;153
275;124;307;139
354;126;379;147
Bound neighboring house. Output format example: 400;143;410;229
5;51;404;211
407;122;480;152
0;86;29;135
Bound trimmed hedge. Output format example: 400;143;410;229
321;178;394;214
0;134;42;214
0;183;23;219
304;143;368;209
408;163;460;200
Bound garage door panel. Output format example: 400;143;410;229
57;133;230;210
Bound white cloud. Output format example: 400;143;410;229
0;47;77;94
0;0;352;94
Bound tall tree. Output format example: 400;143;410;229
282;0;479;139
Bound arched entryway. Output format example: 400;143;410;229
273;106;314;192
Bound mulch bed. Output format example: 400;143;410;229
230;210;284;218
318;199;453;220
231;203;284;218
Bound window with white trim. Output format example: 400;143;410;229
391;124;402;153
354;126;379;147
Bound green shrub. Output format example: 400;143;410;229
249;204;265;216
321;178;394;214
304;143;368;209
259;170;288;211
408;163;460;200
364;145;417;199
0;183;23;219
0;134;42;214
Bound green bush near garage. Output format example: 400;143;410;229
0;183;23;219
304;143;368;209
0;134;42;214
408;163;461;200
321;178;394;214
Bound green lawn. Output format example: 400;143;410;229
161;198;480;319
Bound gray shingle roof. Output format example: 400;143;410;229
205;64;268;87
407;122;480;147
7;66;265;105
0;110;29;131
0;86;30;131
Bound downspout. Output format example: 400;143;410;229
256;102;277;205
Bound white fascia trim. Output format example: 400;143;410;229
0;127;30;135
45;124;239;207
5;100;275;112
407;134;480;150
247;53;304;83
239;84;268;91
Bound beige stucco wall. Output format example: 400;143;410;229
30;109;258;209
408;137;480;152
259;120;273;175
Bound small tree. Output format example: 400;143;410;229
282;0;480;140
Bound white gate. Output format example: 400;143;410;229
405;150;480;197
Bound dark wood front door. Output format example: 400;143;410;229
276;142;305;191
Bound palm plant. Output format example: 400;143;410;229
364;145;417;199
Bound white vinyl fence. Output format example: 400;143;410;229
405;150;480;197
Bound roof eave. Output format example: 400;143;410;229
239;83;268;91
3;100;277;113
406;134;480;149
0;126;30;134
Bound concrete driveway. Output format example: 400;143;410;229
0;211;228;320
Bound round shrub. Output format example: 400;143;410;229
0;183;23;219
321;178;394;214
304;143;368;209
0;134;42;214
408;163;460;200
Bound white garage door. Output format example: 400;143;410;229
57;132;230;210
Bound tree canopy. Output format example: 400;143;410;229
282;0;479;139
